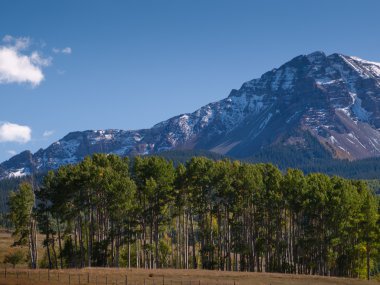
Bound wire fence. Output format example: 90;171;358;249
0;267;239;285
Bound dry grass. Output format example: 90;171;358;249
0;229;15;262
0;268;378;285
0;229;378;285
0;228;30;268
0;228;44;266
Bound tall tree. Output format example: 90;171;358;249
8;182;38;268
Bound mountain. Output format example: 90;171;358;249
2;51;380;179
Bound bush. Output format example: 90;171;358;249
3;249;24;268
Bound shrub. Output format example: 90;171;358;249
3;249;24;268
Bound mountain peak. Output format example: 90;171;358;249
306;51;326;63
2;51;380;179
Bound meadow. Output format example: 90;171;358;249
1;229;378;285
0;267;379;285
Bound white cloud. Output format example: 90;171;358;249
30;51;52;67
43;130;54;137
7;150;17;156
52;47;72;54
0;35;51;86
62;47;72;54
0;122;32;143
3;35;30;51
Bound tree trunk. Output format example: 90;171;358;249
56;217;63;269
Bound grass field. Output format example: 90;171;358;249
0;229;378;285
0;228;44;267
0;268;378;285
0;229;13;263
0;228;28;266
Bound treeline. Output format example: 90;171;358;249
7;154;380;279
247;143;380;180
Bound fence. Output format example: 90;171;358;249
0;267;239;285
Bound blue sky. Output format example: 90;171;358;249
1;0;380;162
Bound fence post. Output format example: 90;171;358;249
88;272;90;283
125;275;128;285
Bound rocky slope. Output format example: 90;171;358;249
2;51;380;179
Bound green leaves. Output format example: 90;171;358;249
8;182;35;246
12;154;379;276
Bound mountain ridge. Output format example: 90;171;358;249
2;51;380;179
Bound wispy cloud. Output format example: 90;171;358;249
52;47;72;54
0;35;52;86
0;122;32;143
30;51;52;67
7;150;17;156
3;35;30;50
43;130;54;137
62;47;72;54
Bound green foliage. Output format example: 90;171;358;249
3;249;24;268
247;144;380;179
158;239;171;267
0;175;42;227
2;153;379;279
151;149;226;166
366;180;380;194
0;177;22;215
7;182;35;246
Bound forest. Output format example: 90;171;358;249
6;154;380;279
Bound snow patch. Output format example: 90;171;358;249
259;113;273;130
337;107;351;117
316;79;341;85
349;56;380;77
368;138;380;152
348;133;367;149
350;93;371;122
329;136;338;144
7;168;28;178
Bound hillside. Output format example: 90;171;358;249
2;51;380;179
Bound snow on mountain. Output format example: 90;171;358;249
2;51;380;179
